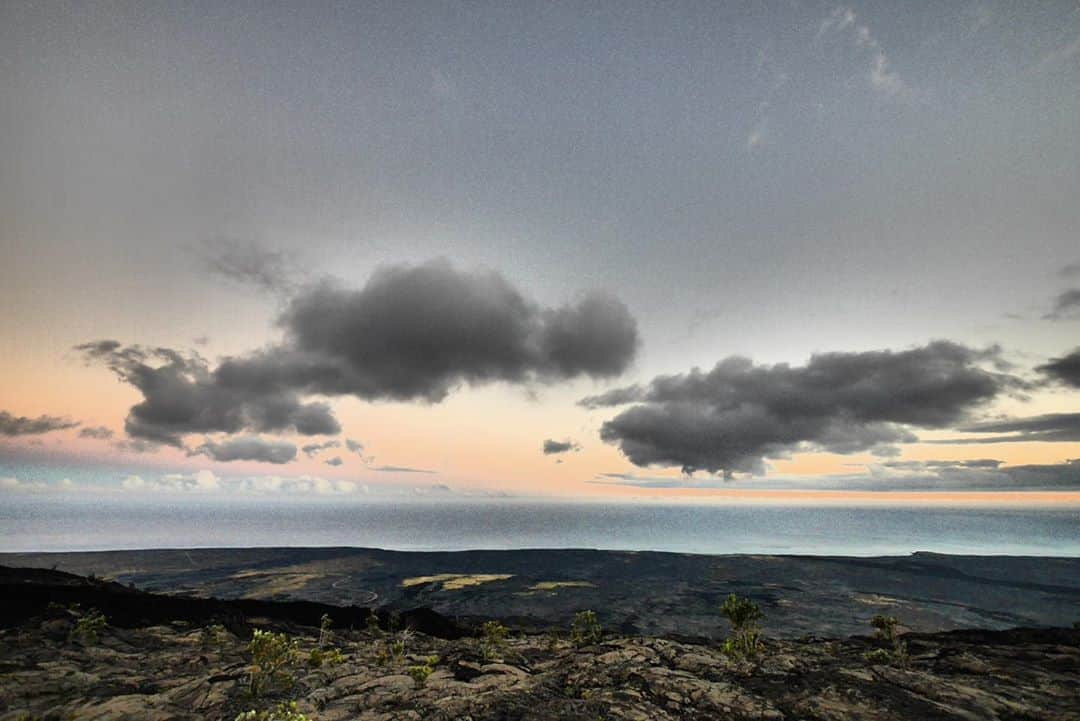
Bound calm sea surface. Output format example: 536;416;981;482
1;497;1077;556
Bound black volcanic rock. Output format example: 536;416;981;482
0;565;469;640
0;566;1078;720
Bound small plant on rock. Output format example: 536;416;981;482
865;614;909;667
479;620;509;660
308;646;346;668
407;654;439;688
394;627;414;658
234;701;309;721
365;609;382;637
570;610;603;648
200;623;230;649
68;608;107;643
247;629;298;697
374;644;392;666
719;594;764;658
318;613;334;647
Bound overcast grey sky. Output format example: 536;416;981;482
2;1;1080;496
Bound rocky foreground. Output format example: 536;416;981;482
1;568;1078;721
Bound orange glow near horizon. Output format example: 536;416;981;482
3;338;1080;501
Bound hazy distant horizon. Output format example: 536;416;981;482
3;496;1077;557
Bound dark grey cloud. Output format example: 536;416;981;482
1037;348;1080;388
542;438;581;455
579;385;646;410
0;410;79;437
112;437;158;454
191;436;297;464
370;465;435;474
302;439;340;457
591;341;1020;477
1042;288;1080;320
1059;262;1080;279
324;456;344;466
76;341;340;447
201;239;297;295
78;262;636;449
345;438;364;454
1000;459;1080;489
216;259;639;403
862;459;1080;491
939;412;1080;444
78;426;114;440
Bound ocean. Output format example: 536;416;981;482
2;497;1078;556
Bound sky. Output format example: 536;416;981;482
2;0;1080;502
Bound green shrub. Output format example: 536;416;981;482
308;646;346;668
307;648;324;668
871;615;898;643
570;611;603;648
479;620;509;660
200;623;230;649
68;609;107;643
374;644;392;666
234;701;309;721
863;648;893;664
247;629;298;697
407;655;439;688
392;627;414;659
719;594;764;658
866;615;909;667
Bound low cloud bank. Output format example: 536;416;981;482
585;341;1022;477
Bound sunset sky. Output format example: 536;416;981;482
2;1;1080;502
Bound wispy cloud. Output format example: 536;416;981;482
1036;33;1080;73
369;465;435;474
199;238;301;295
78;426;114;440
0;411;79;437
1042;289;1080;320
818;6;915;100
747;118;767;152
